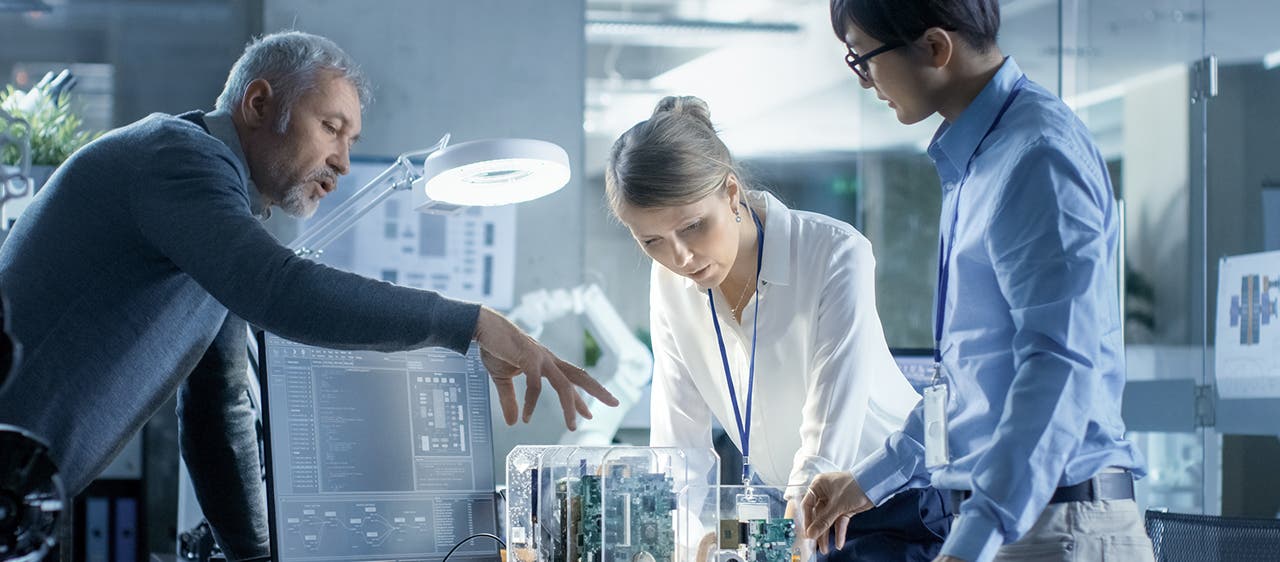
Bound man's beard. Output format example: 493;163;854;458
279;177;322;219
265;160;336;219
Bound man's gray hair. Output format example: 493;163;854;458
215;31;372;132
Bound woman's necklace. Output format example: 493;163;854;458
729;208;759;318
730;272;756;317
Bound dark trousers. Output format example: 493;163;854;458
817;486;955;562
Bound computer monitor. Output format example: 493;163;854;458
258;332;498;561
891;347;937;394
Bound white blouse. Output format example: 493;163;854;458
648;192;920;499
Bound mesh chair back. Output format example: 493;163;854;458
1146;510;1280;561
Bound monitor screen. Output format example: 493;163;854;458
891;347;937;394
259;333;498;561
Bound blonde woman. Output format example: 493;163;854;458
606;95;952;560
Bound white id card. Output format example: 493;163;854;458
923;383;950;470
736;491;771;521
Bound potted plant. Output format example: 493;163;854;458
0;70;102;195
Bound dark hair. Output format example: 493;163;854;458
605;95;742;212
830;0;1000;53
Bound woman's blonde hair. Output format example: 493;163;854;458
605;95;744;213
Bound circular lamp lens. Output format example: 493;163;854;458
422;139;571;207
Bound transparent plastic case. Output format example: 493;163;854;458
705;485;815;562
504;445;719;561
506;445;553;562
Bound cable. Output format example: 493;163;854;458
441;532;506;562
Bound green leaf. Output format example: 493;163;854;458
0;76;103;167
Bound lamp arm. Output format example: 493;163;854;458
296;180;406;256
289;159;410;254
288;133;451;257
395;132;450;162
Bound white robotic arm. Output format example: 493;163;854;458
507;284;652;445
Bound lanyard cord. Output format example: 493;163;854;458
708;204;765;484
934;75;1029;368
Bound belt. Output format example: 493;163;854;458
945;470;1135;508
1050;470;1135;504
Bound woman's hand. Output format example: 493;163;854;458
801;471;874;555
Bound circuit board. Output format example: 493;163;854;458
719;519;796;562
744;519;795;562
560;463;677;562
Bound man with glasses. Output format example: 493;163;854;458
803;2;1156;562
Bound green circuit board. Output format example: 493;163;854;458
743;519;795;562
719;518;797;562
557;463;677;562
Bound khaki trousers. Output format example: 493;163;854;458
990;499;1156;562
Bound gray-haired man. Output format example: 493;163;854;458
0;31;615;560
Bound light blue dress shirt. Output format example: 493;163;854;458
850;57;1146;562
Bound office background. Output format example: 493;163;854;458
3;0;1279;555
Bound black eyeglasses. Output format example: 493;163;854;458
845;43;903;83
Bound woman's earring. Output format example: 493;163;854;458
735;211;742;223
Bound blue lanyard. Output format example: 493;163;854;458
935;75;1029;364
708;204;765;485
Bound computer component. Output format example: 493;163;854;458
577;462;678;562
740;519;796;562
714;486;809;562
718;517;797;562
505;446;720;562
258;333;497;561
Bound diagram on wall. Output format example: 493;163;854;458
300;157;518;309
1228;274;1277;345
1215;251;1280;398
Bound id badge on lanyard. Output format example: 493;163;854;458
735;489;771;521
923;365;950;470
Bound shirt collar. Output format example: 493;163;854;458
927;56;1024;189
203;109;272;219
680;190;793;290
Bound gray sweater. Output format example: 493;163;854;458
0;111;481;495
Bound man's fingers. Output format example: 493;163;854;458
553;361;594;420
541;362;581;431
481;350;521;379
574;392;593;419
492;377;519;426
522;371;542;423
559;359;619;406
833;514;851;552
